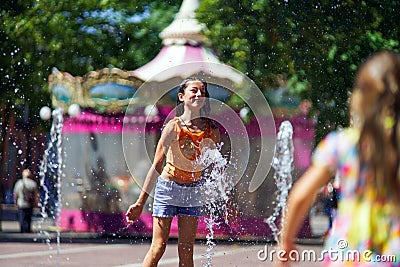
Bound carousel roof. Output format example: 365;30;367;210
132;0;243;85
159;0;206;46
48;0;242;113
132;45;242;84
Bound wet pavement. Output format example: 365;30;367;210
0;231;325;267
0;239;324;266
0;217;327;267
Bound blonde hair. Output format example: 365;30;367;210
350;51;400;200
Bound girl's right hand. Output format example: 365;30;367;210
125;202;144;224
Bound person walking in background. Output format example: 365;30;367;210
13;169;38;233
277;51;400;266
0;181;4;231
321;177;340;231
126;77;220;267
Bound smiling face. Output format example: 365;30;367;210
178;80;207;110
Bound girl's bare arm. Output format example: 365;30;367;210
276;164;332;265
126;123;174;223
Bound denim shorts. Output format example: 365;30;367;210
152;177;204;217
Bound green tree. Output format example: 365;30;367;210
1;1;181;116
197;0;400;142
0;0;181;171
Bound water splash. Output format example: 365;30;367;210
37;108;64;265
265;120;294;243
198;143;233;267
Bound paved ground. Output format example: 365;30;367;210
0;234;324;267
0;217;327;267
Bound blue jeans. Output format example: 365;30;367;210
152;177;203;217
18;208;33;233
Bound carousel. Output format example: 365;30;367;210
47;0;315;239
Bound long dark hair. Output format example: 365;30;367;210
352;51;400;201
175;77;211;117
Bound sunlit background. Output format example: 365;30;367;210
1;0;399;240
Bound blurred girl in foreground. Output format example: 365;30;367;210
278;51;400;266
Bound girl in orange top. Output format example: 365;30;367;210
126;77;220;267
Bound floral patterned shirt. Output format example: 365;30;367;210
312;128;400;266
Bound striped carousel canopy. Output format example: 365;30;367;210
132;0;243;87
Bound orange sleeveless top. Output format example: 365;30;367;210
163;117;218;182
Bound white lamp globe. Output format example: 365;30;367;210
144;105;158;117
68;104;81;117
239;107;250;119
39;106;52;120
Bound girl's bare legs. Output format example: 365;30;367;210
143;217;173;267
177;215;199;267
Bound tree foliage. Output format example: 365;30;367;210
197;0;400;141
2;0;400;144
0;0;181;128
0;0;182;173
